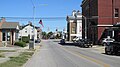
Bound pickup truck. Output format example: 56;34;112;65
105;42;120;55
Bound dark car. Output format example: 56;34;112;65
78;39;93;48
60;39;65;44
105;42;120;55
35;39;41;43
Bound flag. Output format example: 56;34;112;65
39;20;44;27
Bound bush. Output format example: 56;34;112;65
14;42;26;47
19;36;29;43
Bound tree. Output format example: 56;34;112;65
47;31;53;38
42;31;47;39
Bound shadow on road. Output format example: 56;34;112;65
102;53;120;56
58;42;79;47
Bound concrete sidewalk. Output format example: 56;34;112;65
92;45;105;53
23;42;42;67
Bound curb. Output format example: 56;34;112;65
22;43;42;67
92;46;105;53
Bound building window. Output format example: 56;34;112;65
31;31;33;33
85;5;89;10
7;32;10;41
25;28;27;30
72;27;75;34
114;8;119;18
25;31;27;33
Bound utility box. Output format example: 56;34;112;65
29;41;34;49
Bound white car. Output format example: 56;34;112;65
102;38;115;45
72;36;80;43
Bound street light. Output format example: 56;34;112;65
30;0;47;49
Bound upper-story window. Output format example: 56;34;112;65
25;28;27;30
71;27;76;34
25;31;27;33
114;8;119;18
31;31;33;33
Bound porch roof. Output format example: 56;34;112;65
0;22;19;29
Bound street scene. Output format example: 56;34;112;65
24;40;120;67
0;0;120;67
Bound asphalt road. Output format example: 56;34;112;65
24;39;120;67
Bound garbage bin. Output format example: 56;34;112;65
29;41;34;49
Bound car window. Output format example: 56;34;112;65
106;39;113;41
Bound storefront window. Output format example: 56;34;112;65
72;27;75;34
7;32;10;41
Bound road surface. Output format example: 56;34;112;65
24;39;120;67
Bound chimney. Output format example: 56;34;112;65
72;10;76;16
1;17;6;22
28;21;32;25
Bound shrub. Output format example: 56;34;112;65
19;36;29;43
14;42;26;47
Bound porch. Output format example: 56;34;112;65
0;29;19;47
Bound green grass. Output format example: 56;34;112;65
0;53;5;58
25;49;36;51
0;52;34;67
0;50;16;53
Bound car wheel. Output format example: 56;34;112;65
103;43;107;46
105;48;112;55
90;44;93;47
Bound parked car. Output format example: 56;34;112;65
105;42;120;55
102;37;115;46
60;39;65;44
35;39;41;43
72;36;81;43
78;39;93;48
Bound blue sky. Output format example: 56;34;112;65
0;0;82;32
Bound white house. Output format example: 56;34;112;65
66;10;82;41
19;22;39;40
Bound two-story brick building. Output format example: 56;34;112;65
81;0;120;44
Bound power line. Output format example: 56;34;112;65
0;17;66;20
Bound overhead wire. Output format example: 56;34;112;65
0;17;66;20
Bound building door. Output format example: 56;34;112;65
11;31;14;45
2;32;6;41
2;31;11;44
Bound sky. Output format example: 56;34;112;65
0;0;82;32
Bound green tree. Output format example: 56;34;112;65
42;32;47;39
47;31;53;38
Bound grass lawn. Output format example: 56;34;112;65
0;53;5;58
0;50;16;53
0;50;16;58
0;52;34;67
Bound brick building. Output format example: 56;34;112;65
81;0;120;44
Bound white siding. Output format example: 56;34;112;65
76;20;82;38
19;25;37;40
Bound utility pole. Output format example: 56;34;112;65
31;0;35;49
